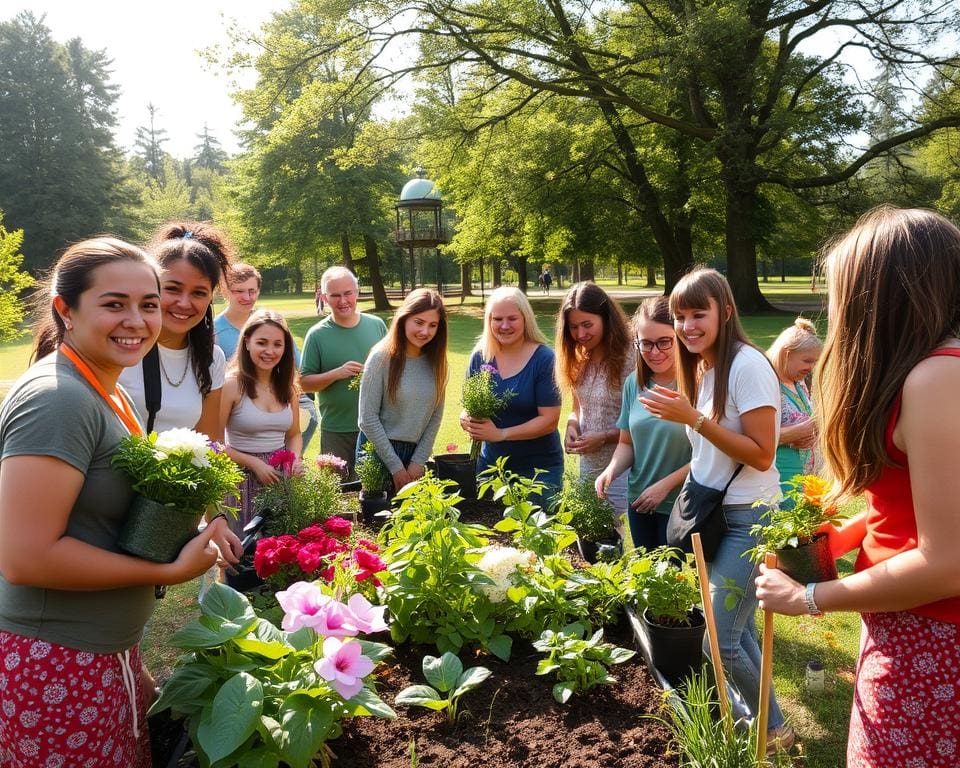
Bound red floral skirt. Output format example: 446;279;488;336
0;631;150;768
848;611;960;768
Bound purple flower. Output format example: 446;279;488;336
207;441;225;454
480;364;499;375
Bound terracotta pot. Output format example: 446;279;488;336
775;532;838;584
431;452;478;499
641;607;706;685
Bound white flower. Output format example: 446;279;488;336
475;546;537;603
154;428;211;466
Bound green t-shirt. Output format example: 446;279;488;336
617;373;692;514
0;353;155;653
300;313;387;433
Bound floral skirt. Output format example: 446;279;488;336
0;631;150;768
226;450;276;536
848;610;960;768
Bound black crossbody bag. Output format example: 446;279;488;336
666;464;744;561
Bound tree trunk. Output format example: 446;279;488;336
580;259;595;282
617;258;623;285
646;265;657;288
340;233;354;272
460;262;473;296
517;255;529;292
723;184;774;312
492;258;502;286
362;234;391;311
293;263;303;294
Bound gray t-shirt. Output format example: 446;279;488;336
358;347;445;473
0;353;154;653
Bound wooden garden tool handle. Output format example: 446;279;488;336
756;552;778;763
691;533;731;727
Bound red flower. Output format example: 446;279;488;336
357;538;379;553
297;525;329;544
354;548;386;576
253;539;280;578
273;535;300;564
296;541;328;574
268;449;297;473
319;565;336;583
323;516;353;538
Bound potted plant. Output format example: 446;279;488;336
356;441;391;524
750;474;843;584
554;476;619;563
632;546;705;684
430;442;478;499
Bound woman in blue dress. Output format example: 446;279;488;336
460;287;563;491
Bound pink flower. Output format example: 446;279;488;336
296;542;328;574
354;548;386;576
275;581;334;632
345;593;388;634
323;516;353;538
356;538;379;553
446;443;458;453
268;449;297;473
315;454;348;475
314;637;374;700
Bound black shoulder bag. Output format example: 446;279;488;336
666;464;744;562
142;344;167;598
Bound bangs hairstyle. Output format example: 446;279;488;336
554;282;630;392
767;317;822;381
379;288;448;405
817;206;960;500
32;237;158;362
669;267;753;421
231;309;298;406
631;295;674;386
476;286;548;362
151;222;234;396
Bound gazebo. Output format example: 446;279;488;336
394;169;448;292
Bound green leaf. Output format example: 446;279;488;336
395;684;447;710
276;694;336;768
423;653;462;692
553;682;574;704
172;619;250;649
284;627;317;651
149;663;218;716
452;666;492;698
232;637;291;660
486;633;513;661
357;639;393;663
607;647;636;665
346;685;397;719
494;517;521;532
237;749;281;768
200;582;257;624
196;672;263;764
252;619;285;645
536;660;560;675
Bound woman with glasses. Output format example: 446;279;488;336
555;283;633;526
595;296;691;549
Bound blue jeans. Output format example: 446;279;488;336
299;393;318;452
708;503;785;730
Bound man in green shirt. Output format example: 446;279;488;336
301;267;386;479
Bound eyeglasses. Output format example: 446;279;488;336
634;337;674;353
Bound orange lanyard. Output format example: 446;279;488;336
59;344;144;436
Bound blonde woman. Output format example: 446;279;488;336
460;287;563;490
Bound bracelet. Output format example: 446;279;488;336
500;428;508;442
692;412;707;433
805;582;823;616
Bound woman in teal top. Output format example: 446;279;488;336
767;318;822;500
595;297;691;550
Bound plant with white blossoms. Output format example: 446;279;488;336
475;546;537;603
112;429;243;517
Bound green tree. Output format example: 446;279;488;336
134;103;169;182
0;211;34;341
193;124;228;172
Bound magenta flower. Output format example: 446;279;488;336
275;581;333;632
268;449;297;473
310;600;360;637
323;516;353;538
345;593;388;634
314;638;374;700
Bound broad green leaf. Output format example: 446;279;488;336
608;647;636;664
252;619;285;645
284;627;317;651
346;685;397;719
237;748;281;768
172;619;250;649
395;684;446;710
486;633;512;661
536;660;559;675
276;694;335;768
494;517;521;532
452;666;492;698
423;653;462;692
200;582;256;624
357;639;393;663
233;637;291;660
197;672;263;764
149;663;218;716
553;682;574;704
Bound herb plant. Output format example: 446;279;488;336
632;546;702;627
749;474;844;560
253;459;344;537
461;364;515;460
554;475;617;543
533;622;635;703
395;652;492;724
356;440;389;494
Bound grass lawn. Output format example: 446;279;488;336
3;284;850;765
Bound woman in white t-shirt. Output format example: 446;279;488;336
119;222;231;440
640;267;791;753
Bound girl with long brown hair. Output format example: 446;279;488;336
757;207;960;765
358;288;448;492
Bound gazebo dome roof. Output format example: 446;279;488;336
400;177;441;202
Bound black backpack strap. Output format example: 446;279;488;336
142;344;162;434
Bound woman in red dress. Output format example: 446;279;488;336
756;206;960;767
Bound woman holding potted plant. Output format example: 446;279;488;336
357;288;447;493
460;287;563;492
0;239;238;767
766;318;822;497
757;207;960;766
595;296;691;550
554;282;634;528
639;268;790;750
220;309;303;533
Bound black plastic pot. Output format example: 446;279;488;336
431;452;478;499
775;532;838;584
359;490;391;524
641;607;706;685
576;536;621;564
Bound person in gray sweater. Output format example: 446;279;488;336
357;289;448;492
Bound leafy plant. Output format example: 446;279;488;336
461;364;515;460
478;457;577;557
632;546;702;627
395;652;492;724
533;622;635;703
749;474;844;560
254;460;345;537
150;582;395;768
356;440;389;494
554;474;617;543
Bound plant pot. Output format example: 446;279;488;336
576;536;621;564
641;607;706;685
118;494;202;563
359;490;391;525
431;452;477;499
775;532;838;584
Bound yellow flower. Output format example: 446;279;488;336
801;475;830;507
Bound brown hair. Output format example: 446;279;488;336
377;288;448;405
225;262;261;289
631;296;674;386
669;267;757;421
817;206;960;499
231;309;297;406
32;237;158;361
554;282;630;392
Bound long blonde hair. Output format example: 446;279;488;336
767;318;822;382
817;206;960;499
475;287;548;362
